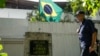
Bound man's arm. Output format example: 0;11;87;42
88;20;97;52
89;20;96;47
89;31;97;53
91;31;97;48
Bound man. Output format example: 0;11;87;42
76;10;97;56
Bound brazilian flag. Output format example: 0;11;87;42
39;0;63;22
0;0;6;8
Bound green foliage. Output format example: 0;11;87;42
0;40;8;56
0;44;3;51
66;0;100;16
29;10;46;22
64;3;72;13
0;53;8;56
0;0;6;8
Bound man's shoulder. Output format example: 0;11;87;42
85;19;92;22
85;19;94;24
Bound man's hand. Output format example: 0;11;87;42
89;46;95;53
76;28;79;33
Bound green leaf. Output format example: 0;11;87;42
0;44;3;51
0;0;6;8
0;53;8;56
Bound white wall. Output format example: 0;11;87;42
28;22;100;56
52;33;80;56
0;8;32;19
28;23;77;56
0;18;28;38
3;43;24;56
1;20;100;56
2;38;24;56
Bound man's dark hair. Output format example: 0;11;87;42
75;10;85;16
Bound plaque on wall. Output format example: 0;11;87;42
30;40;49;55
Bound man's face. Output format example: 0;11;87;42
76;14;84;22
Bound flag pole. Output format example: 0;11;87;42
39;0;40;21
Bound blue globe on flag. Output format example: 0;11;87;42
44;4;53;15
